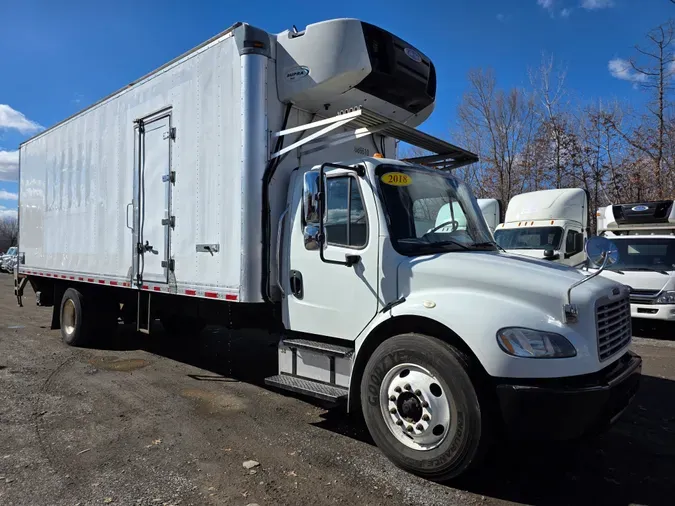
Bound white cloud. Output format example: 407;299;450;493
608;58;648;83
0;104;42;134
497;13;506;22
0;150;19;182
0;190;18;201
581;0;614;9
538;0;554;8
561;7;572;17
0;205;17;219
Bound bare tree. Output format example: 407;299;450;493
0;217;18;247
457;69;538;204
605;21;675;198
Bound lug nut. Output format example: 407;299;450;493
394;386;402;393
396;420;403;426
416;424;424;431
422;401;429;408
414;389;422;396
390;407;397;414
406;425;414;432
404;384;412;391
422;414;430;421
389;395;396;402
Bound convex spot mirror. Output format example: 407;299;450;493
586;236;619;267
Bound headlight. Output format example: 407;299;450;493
497;327;577;358
656;291;675;304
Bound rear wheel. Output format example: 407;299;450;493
360;333;490;482
60;287;119;346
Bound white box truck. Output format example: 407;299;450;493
14;19;641;481
494;188;589;267
596;201;675;322
477;199;501;233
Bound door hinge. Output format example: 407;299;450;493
162;171;176;183
161;259;175;271
163;127;176;140
161;216;176;228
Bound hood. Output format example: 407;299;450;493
598;269;674;292
398;251;623;319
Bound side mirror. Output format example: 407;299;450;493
586;236;619;269
544;249;560;260
302;172;321;250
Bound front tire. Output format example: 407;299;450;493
360;333;489;481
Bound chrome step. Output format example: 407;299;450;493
282;338;353;357
265;374;348;403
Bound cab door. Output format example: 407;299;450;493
283;166;380;340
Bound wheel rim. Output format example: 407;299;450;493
380;363;456;451
62;299;76;336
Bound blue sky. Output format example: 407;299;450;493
0;0;671;217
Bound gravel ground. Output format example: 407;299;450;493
1;275;674;506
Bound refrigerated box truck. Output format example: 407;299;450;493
596;201;675;322
15;19;641;481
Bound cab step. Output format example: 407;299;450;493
265;374;348;402
264;337;354;402
282;338;353;357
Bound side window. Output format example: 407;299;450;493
566;230;583;255
325;176;368;248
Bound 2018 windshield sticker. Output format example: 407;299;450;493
381;172;412;186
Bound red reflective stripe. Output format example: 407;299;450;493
123;282;130;287
45;273;51;277
69;276;75;280
87;278;94;282
142;285;148;289
78;277;84;281
153;286;161;291
185;289;197;296
205;291;218;298
61;275;67;279
225;294;237;301
98;280;105;284
110;281;118;286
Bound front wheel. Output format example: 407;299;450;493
360;333;489;482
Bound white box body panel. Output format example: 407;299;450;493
505;188;587;227
19;31;246;297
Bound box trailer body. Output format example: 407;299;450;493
477;199;501;232
15;19;641;482
595;201;675;322
494;188;589;267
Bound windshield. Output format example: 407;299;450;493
375;164;496;255
6;247;16;255
606;238;675;272
494;227;563;250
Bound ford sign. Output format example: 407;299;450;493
631;205;649;212
404;47;422;63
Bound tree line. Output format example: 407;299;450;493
449;19;675;233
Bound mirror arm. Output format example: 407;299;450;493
566;251;609;307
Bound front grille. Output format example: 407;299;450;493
629;289;660;305
597;296;632;362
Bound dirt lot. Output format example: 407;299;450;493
1;275;674;506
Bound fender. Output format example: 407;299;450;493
348;287;599;411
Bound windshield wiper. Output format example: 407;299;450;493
415;239;471;252
623;267;670;275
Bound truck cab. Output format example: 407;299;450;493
494;188;588;267
596;201;675;323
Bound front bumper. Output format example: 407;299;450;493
495;351;642;440
631;302;675;321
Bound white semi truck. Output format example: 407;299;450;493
494;188;589;267
596;201;675;323
14;19;640;481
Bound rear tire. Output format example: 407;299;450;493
59;288;91;346
360;333;489;482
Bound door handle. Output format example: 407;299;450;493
126;203;133;230
289;270;303;299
